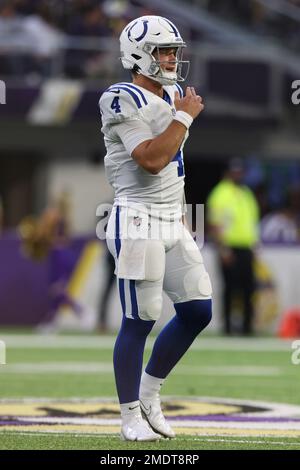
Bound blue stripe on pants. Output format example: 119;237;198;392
130;280;139;319
119;279;126;316
115;206;126;315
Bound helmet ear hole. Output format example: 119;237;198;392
132;64;141;73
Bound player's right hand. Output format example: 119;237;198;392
174;87;204;119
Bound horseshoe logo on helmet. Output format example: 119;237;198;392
127;20;149;43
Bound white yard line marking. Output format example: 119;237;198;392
189;437;300;447
0;362;282;376
0;431;299;447
177;365;281;376
0;335;293;352
0;362;113;374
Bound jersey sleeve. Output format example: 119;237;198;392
113;120;153;156
99;84;147;126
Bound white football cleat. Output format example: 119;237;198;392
140;398;176;438
121;415;162;441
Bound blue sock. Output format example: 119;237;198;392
145;299;212;379
113;316;155;404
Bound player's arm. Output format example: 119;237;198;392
132;87;204;175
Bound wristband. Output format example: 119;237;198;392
173;110;193;129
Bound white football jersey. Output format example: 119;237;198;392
99;82;188;219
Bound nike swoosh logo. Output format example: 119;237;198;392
140;401;152;416
128;405;139;410
110;89;120;94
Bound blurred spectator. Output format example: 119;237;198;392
31;191;88;333
0;0;63;77
1;0;300;79
207;158;260;336
22;2;64;77
67;1;112;37
207;0;300;51
65;1;114;77
102;0;132;37
0;0;27;75
0;0;162;79
13;0;40;15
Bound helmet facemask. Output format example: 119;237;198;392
142;43;190;86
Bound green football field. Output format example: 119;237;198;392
0;331;300;450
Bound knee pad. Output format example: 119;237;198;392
183;264;212;300
175;299;212;332
138;291;163;322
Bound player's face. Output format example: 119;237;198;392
153;47;178;72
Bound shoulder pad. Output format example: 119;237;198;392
99;82;148;124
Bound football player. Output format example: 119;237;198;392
99;15;212;441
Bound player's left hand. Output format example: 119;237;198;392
174;87;204;119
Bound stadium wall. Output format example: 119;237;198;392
0;236;299;334
44;161;114;235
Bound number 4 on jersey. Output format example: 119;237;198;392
111;96;121;114
172;150;185;177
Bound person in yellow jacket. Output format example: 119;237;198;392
207;159;260;335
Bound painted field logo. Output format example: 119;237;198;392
1;397;300;437
0;341;5;364
0;80;6;104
